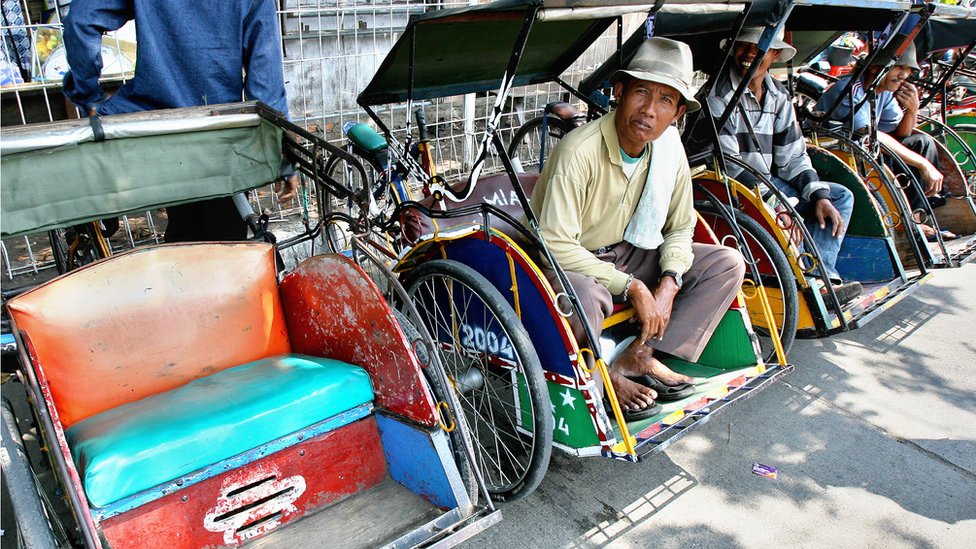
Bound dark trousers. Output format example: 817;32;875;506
886;132;942;213
164;197;247;243
543;242;745;363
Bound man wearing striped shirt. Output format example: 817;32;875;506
707;27;861;303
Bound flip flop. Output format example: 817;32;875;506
605;397;662;422
927;229;959;242
627;375;696;402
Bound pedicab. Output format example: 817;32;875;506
561;0;962;340
320;0;794;504
795;10;976;268
0;102;500;547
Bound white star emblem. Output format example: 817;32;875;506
560;388;576;409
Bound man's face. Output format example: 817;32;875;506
613;79;686;151
732;41;781;79
877;65;914;92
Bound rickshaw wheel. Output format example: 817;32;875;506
507;115;573;173
403;259;552;502
392;309;480;506
697;203;798;362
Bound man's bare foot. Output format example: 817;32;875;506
608;371;657;411
612;340;695;386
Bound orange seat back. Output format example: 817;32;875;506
7;243;290;427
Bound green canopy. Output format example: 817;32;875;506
358;0;705;105
1;102;282;238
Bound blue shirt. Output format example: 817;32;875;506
816;75;903;133
63;0;287;116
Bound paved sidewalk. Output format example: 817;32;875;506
467;263;976;549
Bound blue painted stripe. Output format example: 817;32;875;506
94;403;373;520
376;414;458;510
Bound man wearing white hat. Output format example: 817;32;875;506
531;37;745;420
708;27;862;303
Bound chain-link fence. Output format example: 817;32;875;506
1;0;636;284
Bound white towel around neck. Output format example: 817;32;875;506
623;125;683;250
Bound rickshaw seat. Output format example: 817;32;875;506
401;172;539;243
7;243;292;428
7;243;380;508
796;71;829;100
65;353;374;507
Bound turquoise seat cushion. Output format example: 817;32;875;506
65;354;374;508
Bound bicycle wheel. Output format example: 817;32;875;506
403;259;552;502
391;309;480;506
321;153;382;253
697;203;798;362
507;115;572;173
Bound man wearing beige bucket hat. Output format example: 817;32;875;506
708;26;862;304
530;37;745;421
817;40;954;241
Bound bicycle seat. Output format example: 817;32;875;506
345;122;388;154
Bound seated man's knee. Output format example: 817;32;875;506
829;183;855;213
708;246;746;283
727;248;747;283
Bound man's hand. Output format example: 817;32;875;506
919;160;944;197
628;278;676;344
895;82;920;115
276;174;299;202
814;198;845;238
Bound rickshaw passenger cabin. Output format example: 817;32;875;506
6;242;479;548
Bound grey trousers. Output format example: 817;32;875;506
545;242;745;363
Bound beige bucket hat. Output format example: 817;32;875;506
735;26;797;62
610;37;701;113
869;40;920;70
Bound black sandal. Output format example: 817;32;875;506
626;375;696;402
613;399;663;422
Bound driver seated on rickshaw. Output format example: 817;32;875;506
530;37;746;421
707;27;862;305
815;41;955;241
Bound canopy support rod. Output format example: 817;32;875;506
433;6;539;202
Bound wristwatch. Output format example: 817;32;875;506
661;270;683;290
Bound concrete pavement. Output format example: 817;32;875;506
467;263;976;549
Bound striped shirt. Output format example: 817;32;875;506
707;66;829;202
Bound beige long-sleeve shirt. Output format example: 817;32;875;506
529;113;696;295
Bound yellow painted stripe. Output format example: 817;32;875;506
662;409;685;426
602;308;635;329
707;386;730;400
612;435;637;454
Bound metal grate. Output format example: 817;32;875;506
1;0;637;284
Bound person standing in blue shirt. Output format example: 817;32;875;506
62;0;297;242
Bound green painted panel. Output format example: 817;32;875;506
807;145;886;236
523;380;600;449
946;113;976;129
689;310;758;370
955;131;976;171
918;122;975;172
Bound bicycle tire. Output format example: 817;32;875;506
507;115;573;173
321;154;369;253
697;203;798;362
403;259;552;502
391;309;480;506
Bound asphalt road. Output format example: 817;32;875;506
467;263;976;549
